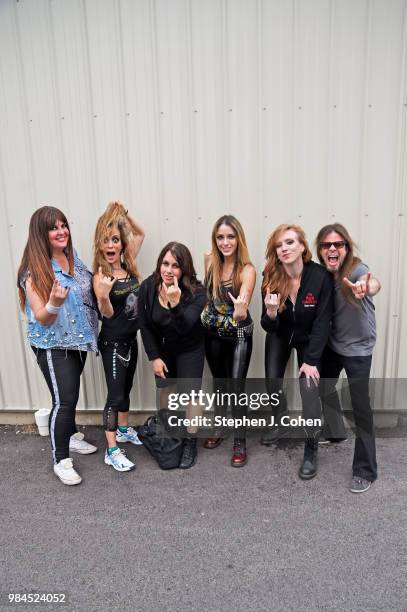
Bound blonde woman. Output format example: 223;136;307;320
93;202;145;472
201;215;256;466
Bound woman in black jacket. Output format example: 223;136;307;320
138;242;206;469
260;224;333;480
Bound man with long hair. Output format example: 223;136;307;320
316;223;381;493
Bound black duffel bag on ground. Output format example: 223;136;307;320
138;415;184;470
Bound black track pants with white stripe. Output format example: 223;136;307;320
33;348;87;464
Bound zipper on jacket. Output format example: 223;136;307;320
289;300;295;345
289;281;300;345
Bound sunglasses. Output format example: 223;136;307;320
319;241;347;250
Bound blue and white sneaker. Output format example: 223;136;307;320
104;448;135;472
116;427;143;445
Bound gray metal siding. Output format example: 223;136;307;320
0;0;405;410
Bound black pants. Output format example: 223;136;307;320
155;343;205;427
99;339;138;432
155;342;205;387
320;345;377;481
34;348;87;464
204;333;253;438
264;333;322;436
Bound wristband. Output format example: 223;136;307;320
45;302;61;315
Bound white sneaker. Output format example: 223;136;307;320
104;448;135;472
116;427;143;445
53;458;82;485
69;432;98;454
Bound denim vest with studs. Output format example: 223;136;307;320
23;251;98;351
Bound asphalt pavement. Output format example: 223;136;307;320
1;425;406;612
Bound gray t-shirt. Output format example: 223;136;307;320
329;262;376;357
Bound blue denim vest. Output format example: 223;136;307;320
23;252;98;351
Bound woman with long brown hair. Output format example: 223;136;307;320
138;242;206;469
201;215;256;466
260;224;333;480
93;202;145;472
17;206;98;485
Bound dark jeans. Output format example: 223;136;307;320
264;333;322;437
34;347;87;464
320;345;377;481
204;334;253;438
99;339;138;432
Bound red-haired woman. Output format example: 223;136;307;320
93;202;145;472
260;224;333;480
201;215;256;466
138;242;206;469
17;207;99;486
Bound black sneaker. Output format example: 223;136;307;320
179;438;198;469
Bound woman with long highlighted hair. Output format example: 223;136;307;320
93;202;145;472
260;224;333;480
17;206;98;486
201;215;256;466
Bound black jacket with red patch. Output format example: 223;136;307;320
260;261;333;366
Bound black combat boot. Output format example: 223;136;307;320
299;438;318;480
179;438;198;469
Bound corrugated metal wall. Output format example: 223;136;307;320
0;0;406;412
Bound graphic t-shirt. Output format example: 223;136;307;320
100;276;140;341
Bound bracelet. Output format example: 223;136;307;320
45;302;61;315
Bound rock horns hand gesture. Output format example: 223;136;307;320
49;279;70;307
228;292;249;322
343;272;372;300
95;266;115;299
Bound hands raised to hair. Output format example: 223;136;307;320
162;276;181;308
228;292;249;322
264;290;281;319
343;272;372;300
95;267;115;299
49;279;70;307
